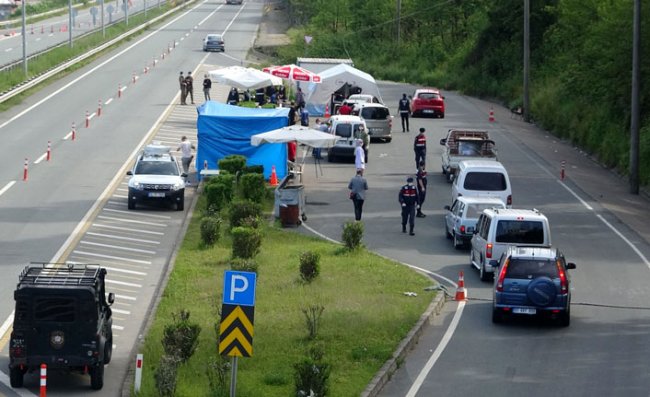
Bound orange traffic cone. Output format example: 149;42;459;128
488;107;495;122
324;103;331;118
269;165;278;186
455;271;467;301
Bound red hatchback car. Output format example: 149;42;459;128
410;88;445;118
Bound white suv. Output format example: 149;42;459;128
126;144;186;211
470;208;551;281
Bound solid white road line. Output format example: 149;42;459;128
86;231;161;245
92;223;165;235
0;180;16;197
106;279;143;288
97;215;167;227
103;207;171;219
72;250;152;265
80;240;157;254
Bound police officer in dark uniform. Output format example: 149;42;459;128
398;93;410;132
414;127;427;169
399;176;420;236
416;161;427;218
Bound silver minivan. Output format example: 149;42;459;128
354;103;392;142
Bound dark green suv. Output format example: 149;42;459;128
9;264;115;390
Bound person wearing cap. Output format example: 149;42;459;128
416;161;428;218
414;127;427;169
398;93;410;132
354;138;365;175
398;176;420;235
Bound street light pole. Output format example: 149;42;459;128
629;0;641;194
21;0;26;76
523;0;530;123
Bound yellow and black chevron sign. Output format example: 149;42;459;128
219;304;254;357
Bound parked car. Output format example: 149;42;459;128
354;103;392;142
440;129;497;181
444;196;506;249
410;88;445;118
203;34;225;52
492;246;576;326
327;115;368;163
126;144;186;211
346;94;382;111
451;160;512;207
470;208;552;281
226;0;242;4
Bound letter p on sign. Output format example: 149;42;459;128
223;271;257;307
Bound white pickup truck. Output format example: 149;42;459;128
440;129;497;182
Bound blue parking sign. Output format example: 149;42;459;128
223;271;256;306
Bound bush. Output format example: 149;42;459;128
154;355;179;397
230;258;259;273
204;174;235;212
231;227;262;259
299;251;320;283
206;355;230;397
218;155;247;176
162;310;201;363
200;216;222;247
240;173;267;204
342;221;364;250
228;200;263;229
242;165;264;175
294;358;331;397
301;304;324;340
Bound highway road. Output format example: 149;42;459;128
0;0;265;395
1;0;650;395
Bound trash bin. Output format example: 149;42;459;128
274;180;306;223
279;204;300;227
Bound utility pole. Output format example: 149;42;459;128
68;0;73;48
396;0;401;46
21;0;26;76
523;0;530;123
629;0;641;194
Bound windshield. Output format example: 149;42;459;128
418;92;441;100
495;220;545;244
463;172;507;191
466;203;504;218
505;259;558;279
335;124;352;138
135;161;179;176
361;107;389;120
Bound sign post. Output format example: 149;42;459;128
219;271;256;397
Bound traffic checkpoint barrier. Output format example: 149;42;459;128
23;158;28;181
97;99;102;117
71;122;76;141
455;271;467;301
85;110;90;128
47;141;51;161
561;160;566;181
134;354;143;393
118;83;122;98
488;107;495;122
132;71;137;84
40;363;46;397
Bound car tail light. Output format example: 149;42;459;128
507;195;512;206
496;258;509;292
460;225;466;234
557;260;568;293
486;243;493;258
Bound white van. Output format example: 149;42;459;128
470;208;552;281
327;115;368;162
354;103;392;142
451;160;512;207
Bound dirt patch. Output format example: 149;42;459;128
248;1;291;64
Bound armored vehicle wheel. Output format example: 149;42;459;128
10;367;24;388
90;363;104;390
104;337;113;364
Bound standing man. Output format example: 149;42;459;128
177;136;195;184
179;72;187;105
288;101;297;126
354;139;365;175
348;169;368;221
416;161;427;218
414;127;427;169
296;87;305;108
398;176;419;236
202;74;212;101
185;71;195;104
398;93;410;132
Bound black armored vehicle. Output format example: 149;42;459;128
9;264;114;390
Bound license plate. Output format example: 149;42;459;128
148;192;166;198
513;308;536;315
423;109;434;113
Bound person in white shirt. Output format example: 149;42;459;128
354;139;365;175
177;136;196;182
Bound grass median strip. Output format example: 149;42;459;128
136;195;435;396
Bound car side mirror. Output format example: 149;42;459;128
108;293;115;305
440;138;447;145
566;262;576;270
181;173;188;178
126;170;133;176
444;205;450;211
489;260;499;268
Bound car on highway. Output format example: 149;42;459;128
410;88;445;118
203;34;225;52
451;160;512;207
355;102;392;142
470;208;552;281
491;246;576;326
226;0;243;4
9;264;115;390
444;196;506;249
126;144;186;211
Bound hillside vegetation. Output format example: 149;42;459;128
277;0;649;186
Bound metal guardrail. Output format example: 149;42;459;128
0;0;184;105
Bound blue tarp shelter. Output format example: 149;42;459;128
196;102;290;180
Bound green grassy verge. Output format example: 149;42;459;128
136;195;435;396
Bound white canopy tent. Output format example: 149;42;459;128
251;125;337;148
303;64;383;116
208;66;283;90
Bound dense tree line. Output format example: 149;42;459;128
279;0;649;185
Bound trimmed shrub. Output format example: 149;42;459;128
299;251;320;283
240;173;267;203
218;155;247;176
200;216;222;247
242;165;264;175
204;174;235;212
162;310;201;363
230;258;259;273
228;200;263;229
342;221;364;250
154;355;179;397
231;227;262;259
239;215;262;229
294;358;331;397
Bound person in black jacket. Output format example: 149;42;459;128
398;93;410;132
202;74;212;101
398;176;420;235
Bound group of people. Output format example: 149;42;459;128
348;123;428;236
178;71;214;104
